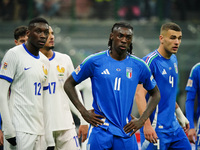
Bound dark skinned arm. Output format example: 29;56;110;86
64;75;104;127
124;85;160;136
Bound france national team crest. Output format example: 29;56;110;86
126;67;132;79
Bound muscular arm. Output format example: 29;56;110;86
0;79;16;145
124;85;160;136
186;91;197;144
135;84;158;143
64;75;104;127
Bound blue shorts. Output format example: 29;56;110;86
140;127;191;150
86;126;138;150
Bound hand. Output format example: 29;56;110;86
143;120;158;143
187;128;197;144
123;115;144;136
46;146;55;150
82;109;105;127
0;130;3;146
6;137;17;146
175;107;190;133
78;125;88;142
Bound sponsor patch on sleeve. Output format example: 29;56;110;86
3;62;8;70
186;79;193;87
75;65;81;75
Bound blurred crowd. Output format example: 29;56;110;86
0;0;200;22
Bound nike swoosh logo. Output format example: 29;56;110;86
24;67;31;70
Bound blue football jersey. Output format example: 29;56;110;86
185;63;200;129
142;49;180;133
72;50;156;137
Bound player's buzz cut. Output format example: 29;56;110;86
160;22;182;35
28;17;49;30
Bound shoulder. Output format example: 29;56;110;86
4;45;23;58
142;50;159;66
190;62;200;76
54;51;72;62
129;55;150;70
81;50;107;65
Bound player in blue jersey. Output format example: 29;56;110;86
63;22;160;150
0;17;50;150
185;62;200;149
135;22;191;150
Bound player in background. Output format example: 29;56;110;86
14;25;28;45
0;17;50;150
135;22;191;150
40;26;88;150
0;114;3;150
64;22;160;149
185;62;200;149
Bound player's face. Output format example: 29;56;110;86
44;26;54;50
27;23;49;49
15;35;28;45
161;29;182;55
111;27;133;55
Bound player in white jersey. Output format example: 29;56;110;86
0;17;50;150
14;25;28;46
40;26;88;150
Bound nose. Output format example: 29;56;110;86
121;37;127;43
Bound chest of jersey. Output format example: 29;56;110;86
92;58;141;93
153;58;178;89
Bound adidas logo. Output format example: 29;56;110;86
101;69;110;74
162;69;167;75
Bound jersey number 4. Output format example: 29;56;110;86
169;75;174;87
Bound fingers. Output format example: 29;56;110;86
145;134;158;143
7;137;17;146
81;133;87;142
188;135;196;144
131;114;135;119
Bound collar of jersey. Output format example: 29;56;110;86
23;43;40;59
49;51;55;61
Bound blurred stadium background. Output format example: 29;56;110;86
0;0;200;118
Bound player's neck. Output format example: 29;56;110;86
109;49;127;61
157;48;172;59
25;43;39;56
40;49;53;59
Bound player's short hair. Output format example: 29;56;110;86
14;26;28;40
28;17;49;30
108;22;133;54
160;22;182;34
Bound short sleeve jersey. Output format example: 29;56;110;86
142;49;180;133
47;51;76;131
0;43;49;135
72;50;156;137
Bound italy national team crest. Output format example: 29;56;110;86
174;63;178;74
126;67;132;79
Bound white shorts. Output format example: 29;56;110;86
4;132;46;150
53;128;80;150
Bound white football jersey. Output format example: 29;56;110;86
0;44;49;135
47;51;84;131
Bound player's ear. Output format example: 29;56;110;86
14;40;18;45
159;35;164;44
110;33;114;40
